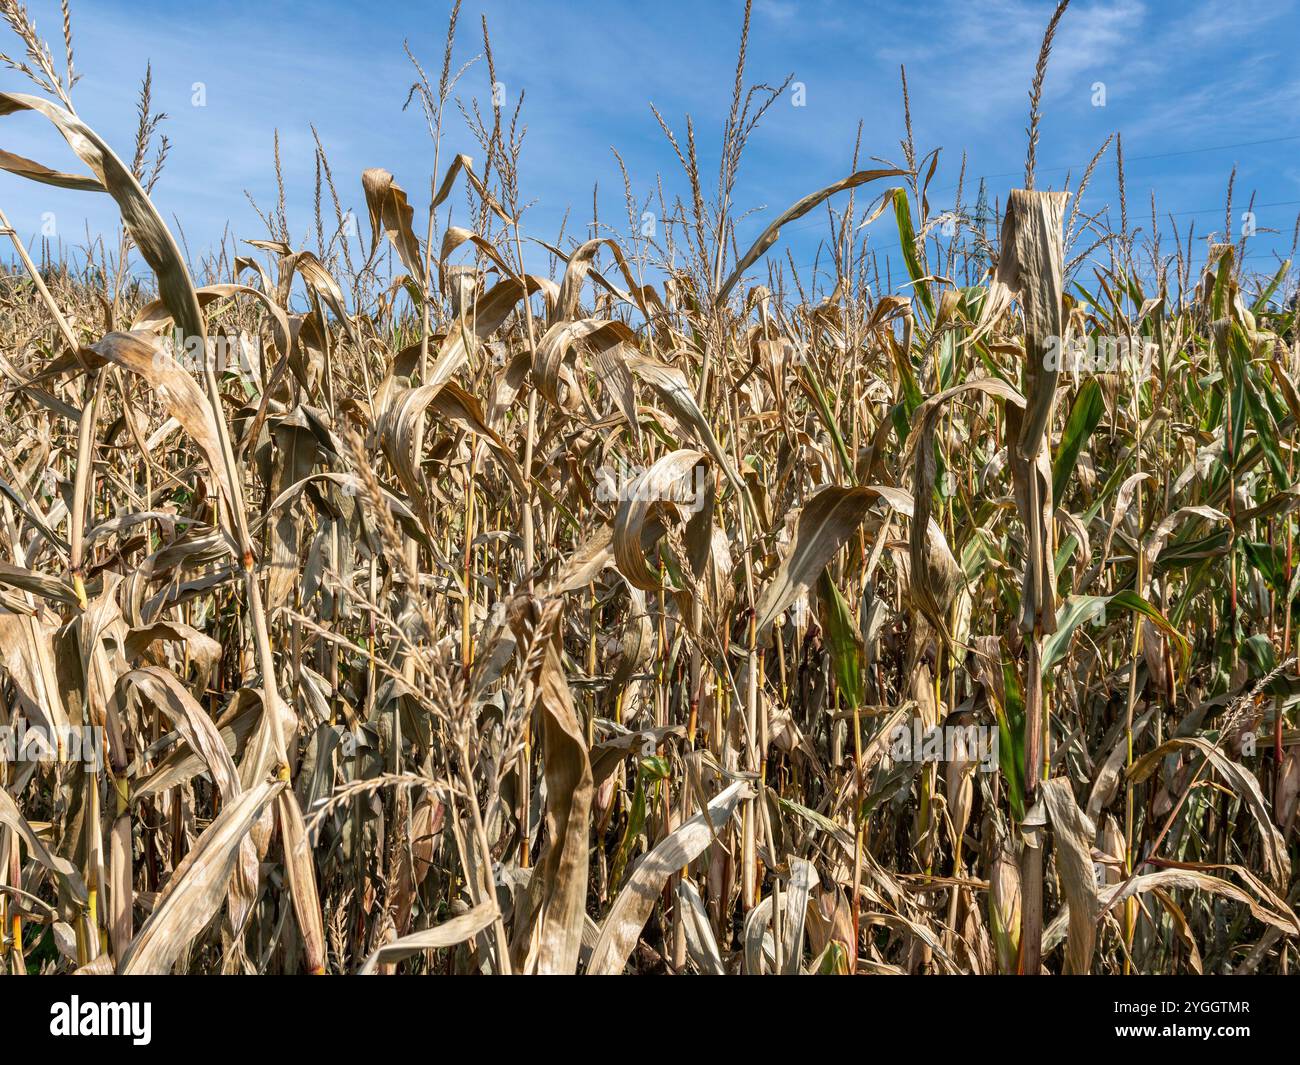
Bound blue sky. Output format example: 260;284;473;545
1;0;1298;293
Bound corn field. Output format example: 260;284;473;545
0;0;1298;978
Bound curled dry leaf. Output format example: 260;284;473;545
119;780;284;974
586;779;753;975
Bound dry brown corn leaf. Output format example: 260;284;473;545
586;778;753;974
1130;736;1290;890
362;167;425;283
119;780;284;974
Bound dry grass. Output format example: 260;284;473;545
0;0;1298;975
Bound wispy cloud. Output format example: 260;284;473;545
0;0;1294;275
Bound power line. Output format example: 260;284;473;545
772;185;1300;277
952;133;1300;183
741;132;1300;245
782;204;1296;277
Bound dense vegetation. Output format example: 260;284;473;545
1;0;1297;975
